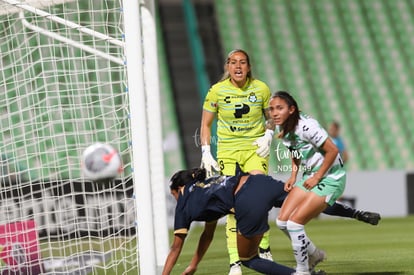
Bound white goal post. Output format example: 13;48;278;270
0;0;168;274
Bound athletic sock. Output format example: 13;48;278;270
306;238;317;255
323;201;355;218
277;219;317;255
259;230;270;250
241;255;294;275
276;218;291;239
226;214;239;264
287;220;310;272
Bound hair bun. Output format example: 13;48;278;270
169;168;207;190
192;168;206;181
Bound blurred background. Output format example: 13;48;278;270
157;0;414;218
0;1;412;272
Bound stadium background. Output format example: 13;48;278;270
1;0;412;234
2;0;412;223
0;0;412;273
157;0;414;220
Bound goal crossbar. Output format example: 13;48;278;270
4;0;125;65
0;0;75;15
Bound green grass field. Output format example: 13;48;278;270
169;216;414;274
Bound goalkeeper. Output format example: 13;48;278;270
200;49;274;275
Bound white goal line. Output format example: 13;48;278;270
2;0;125;65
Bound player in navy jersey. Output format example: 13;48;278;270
162;166;380;275
162;167;294;275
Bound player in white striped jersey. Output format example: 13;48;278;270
280;112;345;182
269;91;346;275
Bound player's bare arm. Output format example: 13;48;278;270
183;221;218;274
162;233;186;275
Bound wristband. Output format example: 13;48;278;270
201;145;210;154
265;129;274;137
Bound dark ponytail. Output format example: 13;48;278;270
169;168;206;191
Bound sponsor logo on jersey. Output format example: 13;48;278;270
223;95;250;104
234;103;250;118
230;125;255;132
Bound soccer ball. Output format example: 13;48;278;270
81;143;123;181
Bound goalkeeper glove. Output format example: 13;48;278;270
253;129;274;158
200;145;220;178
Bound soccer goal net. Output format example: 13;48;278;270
0;0;165;274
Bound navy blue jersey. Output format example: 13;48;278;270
173;174;288;236
235;174;287;237
173;175;238;234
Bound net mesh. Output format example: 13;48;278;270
0;1;138;273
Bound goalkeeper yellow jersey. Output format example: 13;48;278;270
202;78;270;151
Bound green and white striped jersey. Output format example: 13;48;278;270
280;114;343;175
